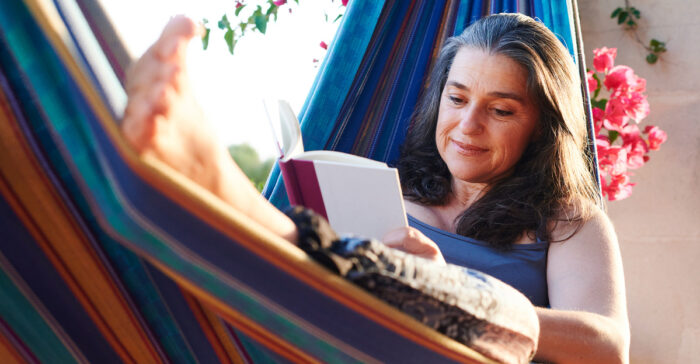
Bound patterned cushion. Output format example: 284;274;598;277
287;207;539;363
330;237;539;364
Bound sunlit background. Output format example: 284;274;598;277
100;0;343;159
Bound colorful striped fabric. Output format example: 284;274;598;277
0;0;570;362
263;0;599;208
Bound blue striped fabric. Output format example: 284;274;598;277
264;0;584;209
0;0;592;362
0;0;496;362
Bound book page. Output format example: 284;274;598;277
296;150;387;167
312;161;407;240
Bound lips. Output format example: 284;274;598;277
451;139;488;155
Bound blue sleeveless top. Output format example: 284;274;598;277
408;215;550;307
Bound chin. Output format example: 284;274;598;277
448;169;491;185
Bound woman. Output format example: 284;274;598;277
122;13;629;363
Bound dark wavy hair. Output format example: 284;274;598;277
397;13;601;249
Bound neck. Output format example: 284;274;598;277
430;179;489;231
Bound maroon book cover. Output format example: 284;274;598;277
279;159;328;220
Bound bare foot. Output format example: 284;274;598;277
121;16;298;243
122;15;226;192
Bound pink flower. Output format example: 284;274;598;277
620;124;649;169
597;137;628;176
320;41;328;50
273;0;286;5
593;47;617;73
604;65;646;93
623;91;650;122
235;1;244;8
342;0;349;6
592;107;605;135
624;141;647;169
644;125;668;150
605;146;628;175
604;96;630;132
586;70;598;94
602;173;635;201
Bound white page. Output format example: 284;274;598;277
313;161;407;240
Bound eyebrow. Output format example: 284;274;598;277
445;80;525;102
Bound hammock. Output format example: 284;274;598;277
264;0;598;206
0;0;596;363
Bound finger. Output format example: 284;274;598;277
383;240;404;248
382;227;408;243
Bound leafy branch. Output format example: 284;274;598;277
610;1;667;64
201;0;346;56
202;0;297;55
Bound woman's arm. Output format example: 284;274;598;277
534;207;630;364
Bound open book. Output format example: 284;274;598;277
266;100;407;240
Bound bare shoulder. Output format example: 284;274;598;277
550;204;617;251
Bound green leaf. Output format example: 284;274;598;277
611;7;622;18
631;7;641;19
626;19;635;27
218;14;230;30
333;14;343;23
201;27;211;50
608;130;619;143
266;4;279;21
254;13;267;33
239;22;248;32
646;53;658;64
235;4;246;16
650;39;667;53
591;98;607;110
617;11;628;24
592;72;602;99
224;28;236;54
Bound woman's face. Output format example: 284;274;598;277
435;47;539;185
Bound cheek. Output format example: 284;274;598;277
434;114;450;145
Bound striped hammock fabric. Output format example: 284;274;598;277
264;0;598;207
0;0;593;363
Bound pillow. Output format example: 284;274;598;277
287;207;539;363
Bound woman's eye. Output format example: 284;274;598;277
493;108;514;117
448;96;464;104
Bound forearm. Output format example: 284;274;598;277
533;307;629;364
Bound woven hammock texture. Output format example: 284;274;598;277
0;0;591;363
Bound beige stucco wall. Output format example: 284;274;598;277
579;1;700;363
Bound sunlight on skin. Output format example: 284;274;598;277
101;0;342;159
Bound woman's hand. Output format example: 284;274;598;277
382;227;446;265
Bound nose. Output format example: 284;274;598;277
457;103;484;134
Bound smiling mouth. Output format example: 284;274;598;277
451;139;488;155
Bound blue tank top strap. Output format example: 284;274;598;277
407;214;550;307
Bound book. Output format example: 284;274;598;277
265;100;407;240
